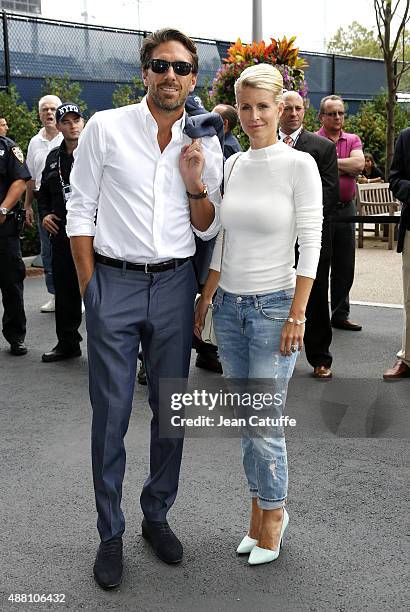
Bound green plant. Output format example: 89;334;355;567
344;93;410;168
112;77;145;107
21;219;40;257
41;74;88;116
0;85;39;153
302;103;320;133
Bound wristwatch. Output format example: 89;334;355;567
186;185;208;199
0;207;9;216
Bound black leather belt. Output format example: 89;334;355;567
95;253;190;273
336;200;353;209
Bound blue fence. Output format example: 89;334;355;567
0;11;388;114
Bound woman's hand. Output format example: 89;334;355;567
280;320;305;356
194;295;212;340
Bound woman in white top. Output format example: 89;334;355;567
195;64;323;565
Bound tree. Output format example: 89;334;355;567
327;21;383;58
374;0;410;177
344;93;410;168
0;85;39;153
112;77;145;108
41;74;88;116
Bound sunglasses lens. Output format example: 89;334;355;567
149;59;192;76
173;62;192;76
150;59;168;73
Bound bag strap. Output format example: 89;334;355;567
221;153;242;265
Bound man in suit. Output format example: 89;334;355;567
212;104;242;159
383;128;410;379
279;91;339;378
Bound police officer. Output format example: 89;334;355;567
0;128;31;355
37;102;85;362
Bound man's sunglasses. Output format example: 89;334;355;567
322;111;345;117
148;59;194;76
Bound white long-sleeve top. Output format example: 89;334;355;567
210;141;323;294
66;96;223;263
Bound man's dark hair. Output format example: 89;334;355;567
214;104;238;132
319;94;344;115
140;28;199;74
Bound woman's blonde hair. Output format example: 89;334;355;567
234;63;283;104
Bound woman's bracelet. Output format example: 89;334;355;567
287;316;306;325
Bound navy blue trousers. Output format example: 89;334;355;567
84;260;197;542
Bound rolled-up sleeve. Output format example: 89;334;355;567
66;115;105;237
191;135;223;241
293;153;323;279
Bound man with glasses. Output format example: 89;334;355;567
24;95;63;313
317;95;365;331
279;91;339;378
67;28;222;589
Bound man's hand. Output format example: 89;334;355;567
70;236;95;297
42;213;61;235
0;213;7;226
25;206;35;227
179;138;205;193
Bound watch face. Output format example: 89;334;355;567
0;207;8;215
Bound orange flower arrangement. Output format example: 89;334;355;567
211;36;308;107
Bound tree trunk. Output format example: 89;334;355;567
385;58;396;180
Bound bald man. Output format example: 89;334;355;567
279;91;339;378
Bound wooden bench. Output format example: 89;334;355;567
355;183;401;250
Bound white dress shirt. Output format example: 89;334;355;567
278;126;303;147
26;128;63;190
66;97;223;263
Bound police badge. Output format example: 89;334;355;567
12;146;24;163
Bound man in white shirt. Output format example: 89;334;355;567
24;95;63;312
67;28;222;589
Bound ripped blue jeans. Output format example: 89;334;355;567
213;288;298;510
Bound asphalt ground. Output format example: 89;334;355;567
0;275;409;612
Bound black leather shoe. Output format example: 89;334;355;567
42;346;81;363
93;537;123;590
10;341;27;356
331;319;362;331
195;352;223;374
142;518;183;564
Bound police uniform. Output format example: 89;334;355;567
0;136;31;352
37;141;82;358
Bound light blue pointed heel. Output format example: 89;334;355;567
248;508;289;565
236;534;258;555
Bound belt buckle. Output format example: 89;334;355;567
145;263;149;274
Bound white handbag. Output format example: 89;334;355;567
195;295;217;345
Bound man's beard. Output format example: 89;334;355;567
150;85;187;112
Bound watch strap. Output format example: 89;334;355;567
186;185;208;199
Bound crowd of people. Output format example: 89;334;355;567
0;26;409;590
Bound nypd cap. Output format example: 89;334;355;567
56;102;83;123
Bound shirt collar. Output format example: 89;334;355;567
318;126;347;142
278;126;303;142
140;95;185;139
